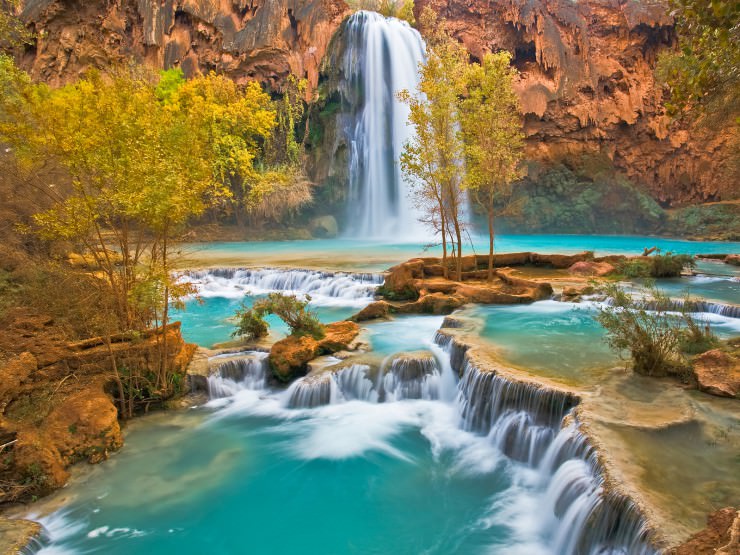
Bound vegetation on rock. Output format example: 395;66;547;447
596;283;717;377
233;293;325;341
657;0;739;122
348;0;416;25
616;251;695;278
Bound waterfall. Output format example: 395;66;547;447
381;353;441;401
342;11;426;239
633;298;740;319
183;268;383;306
434;331;658;554
207;352;269;398
285;353;452;408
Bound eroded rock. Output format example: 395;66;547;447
692;350;740;398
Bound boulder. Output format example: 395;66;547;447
352;301;391;321
309;215;338;238
269;335;320;382
725;254;740;266
381;259;424;299
12;385;123;496
568;260;616;276
692;350;740;398
318;321;360;352
395;293;466;315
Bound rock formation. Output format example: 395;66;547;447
0;317;196;502
269;320;360;380
416;0;736;206
18;0;348;94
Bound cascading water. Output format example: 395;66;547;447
183;267;383;306
341;11;427;239
207;352;269;398
434;332;658;554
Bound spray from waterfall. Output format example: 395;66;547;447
342;11;427;239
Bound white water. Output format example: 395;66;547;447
342;11;427;239
183;268;383;307
202;329;656;555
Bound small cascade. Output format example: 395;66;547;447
183;267;383;305
633;298;740;319
437;330;657;553
341;11;427;239
334;364;378;402
540;424;658;555
285;353;450;408
207;352;269;398
381;352;441;401
285;374;337;408
286;365;377;408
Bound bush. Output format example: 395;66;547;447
617;251;695;278
232;292;325;340
595;283;716;377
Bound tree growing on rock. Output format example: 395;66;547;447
460;51;525;281
233;293;325;340
398;7;467;280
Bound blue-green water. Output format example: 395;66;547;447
470;299;740;383
33;384;562;554
173;297;357;348
182;235;740;272
29;235;740;554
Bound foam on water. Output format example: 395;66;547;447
183;267;383;306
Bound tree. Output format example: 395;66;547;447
460;51;524;280
233;293;325;340
0;0;32;52
0;61;282;413
398;7;467;279
656;0;739;122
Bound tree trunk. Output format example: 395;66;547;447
487;208;495;281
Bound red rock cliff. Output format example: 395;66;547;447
19;0;349;93
417;0;736;206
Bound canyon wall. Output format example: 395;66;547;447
16;0;736;208
415;0;736;206
18;0;349;93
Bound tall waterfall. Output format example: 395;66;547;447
342;11;426;239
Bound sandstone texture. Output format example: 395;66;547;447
0;315;196;502
417;0;736;206
692;349;740;398
19;0;349;95
269;320;360;380
670;507;740;555
15;0;737;207
361;253;565;318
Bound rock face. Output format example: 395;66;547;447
416;0;735;206
16;0;735;208
692;349;740;398
670;507;740;555
0;319;196;502
269;320;360;380
19;0;349;94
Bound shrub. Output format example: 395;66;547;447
617;251;695;278
232;292;325;340
595;283;716;376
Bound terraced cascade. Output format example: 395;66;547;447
24;313;666;555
